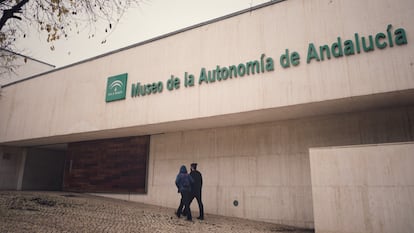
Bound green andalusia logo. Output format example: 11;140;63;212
105;73;128;102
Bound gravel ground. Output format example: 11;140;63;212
0;191;314;233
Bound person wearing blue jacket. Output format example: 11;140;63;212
175;165;194;221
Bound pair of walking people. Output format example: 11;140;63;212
175;163;204;221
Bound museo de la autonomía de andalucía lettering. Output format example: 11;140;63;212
129;24;407;98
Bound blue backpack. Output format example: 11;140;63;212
181;174;191;190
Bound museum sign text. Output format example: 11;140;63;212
105;24;408;102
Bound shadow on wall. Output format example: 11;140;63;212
21;148;66;191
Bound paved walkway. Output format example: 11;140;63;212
0;191;314;233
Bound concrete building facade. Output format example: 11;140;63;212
1;0;413;231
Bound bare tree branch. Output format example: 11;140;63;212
0;0;144;76
0;0;29;31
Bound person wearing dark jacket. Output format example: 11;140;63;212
175;165;194;221
189;163;204;220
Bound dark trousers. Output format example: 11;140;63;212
190;191;204;218
177;190;192;220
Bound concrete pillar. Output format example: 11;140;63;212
310;142;414;233
16;149;27;190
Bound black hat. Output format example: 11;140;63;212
191;163;197;169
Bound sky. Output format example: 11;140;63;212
16;0;270;68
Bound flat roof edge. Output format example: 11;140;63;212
1;0;286;88
0;48;56;68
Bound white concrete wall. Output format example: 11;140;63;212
310;142;414;233
0;147;26;190
1;0;414;145
97;106;414;228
